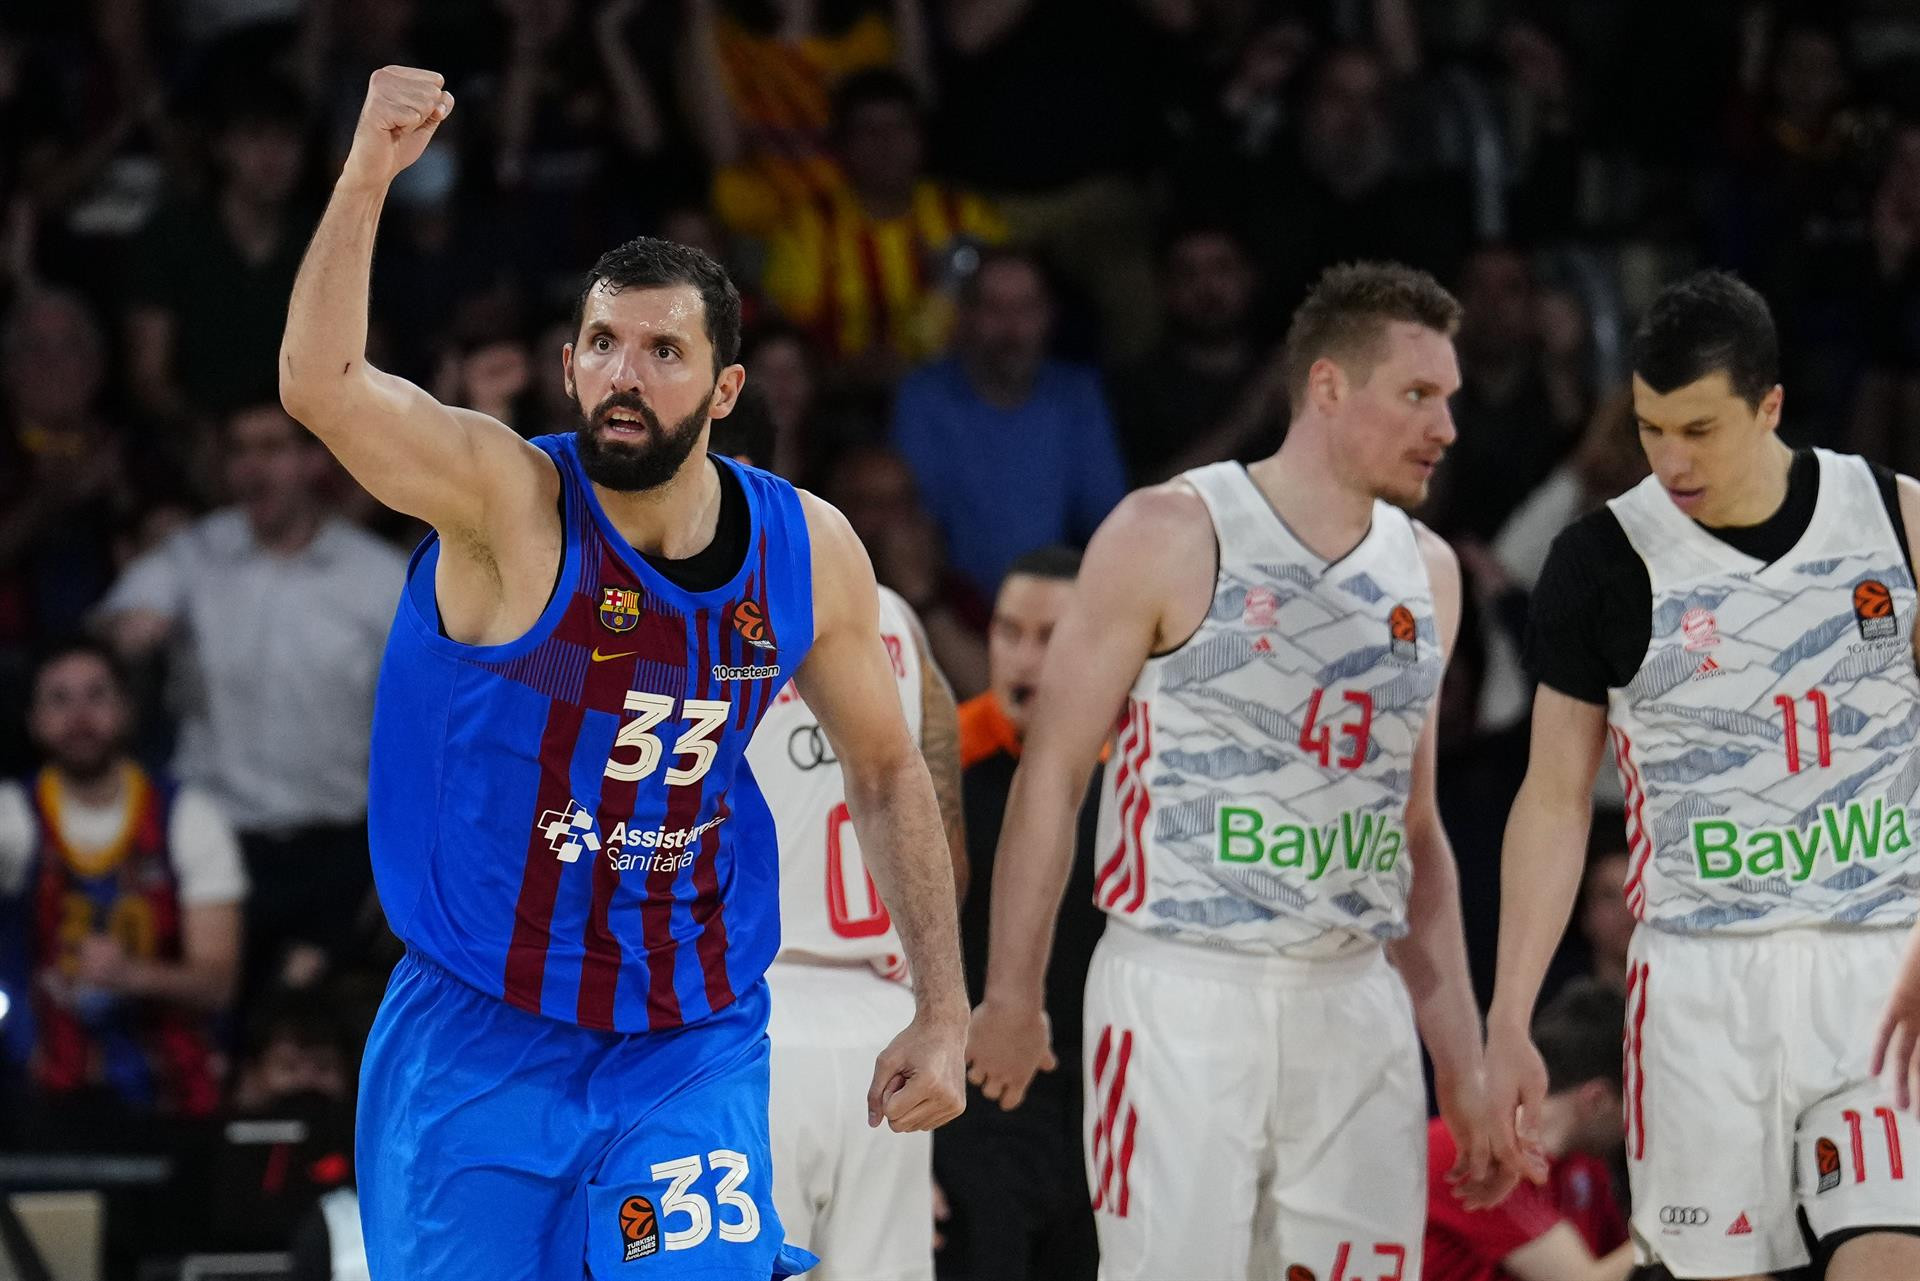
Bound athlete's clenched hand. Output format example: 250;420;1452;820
869;1010;967;1133
965;997;1057;1111
342;66;454;191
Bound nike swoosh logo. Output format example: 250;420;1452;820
590;648;639;663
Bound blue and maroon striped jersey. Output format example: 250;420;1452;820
368;436;814;1032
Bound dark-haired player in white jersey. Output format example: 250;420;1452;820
967;262;1517;1280
714;410;967;1280
1485;271;1920;1280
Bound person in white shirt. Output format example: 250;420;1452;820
95;402;403;996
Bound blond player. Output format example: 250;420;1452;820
1485;272;1920;1280
967;262;1516;1281
719;420;966;1280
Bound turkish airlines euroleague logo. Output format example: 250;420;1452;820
1854;579;1898;642
731;599;775;650
1387;604;1418;662
1816;1136;1842;1194
619;1194;659;1261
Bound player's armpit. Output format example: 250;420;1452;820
1502;1223;1634;1281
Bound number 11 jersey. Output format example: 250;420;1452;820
1607;449;1920;935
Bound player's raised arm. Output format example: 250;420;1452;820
1484;687;1612;1164
968;485;1207;1111
1388;527;1516;1210
791;494;968;1134
278;66;548;533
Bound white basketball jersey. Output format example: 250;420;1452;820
751;585;921;974
1093;462;1444;958
1607;449;1920;934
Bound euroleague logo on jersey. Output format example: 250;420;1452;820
1854;578;1899;642
619;1194;659;1261
730;599;776;650
1387;604;1419;662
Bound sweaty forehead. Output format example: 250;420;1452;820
581;281;707;337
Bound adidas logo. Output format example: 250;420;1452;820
1726;1212;1752;1237
1693;656;1723;679
1252;636;1274;655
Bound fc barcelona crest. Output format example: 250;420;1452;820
599;587;642;633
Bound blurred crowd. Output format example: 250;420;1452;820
3;0;1920;1274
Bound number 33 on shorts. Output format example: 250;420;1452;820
594;1150;763;1269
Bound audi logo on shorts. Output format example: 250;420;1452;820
1660;1206;1710;1226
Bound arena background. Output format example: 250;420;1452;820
2;0;1919;1275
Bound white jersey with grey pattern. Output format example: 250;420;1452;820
1091;462;1444;958
1607;449;1920;935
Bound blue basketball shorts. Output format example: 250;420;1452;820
357;950;818;1279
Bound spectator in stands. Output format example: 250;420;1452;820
824;443;988;697
1460;391;1644;739
1425;980;1631;1281
939;546;1099;1281
1578;817;1633;994
761;69;1004;379
0;291;143;652
488;0;671;282
0;639;244;1119
686;0;931;238
126;79;313;451
1256;45;1476;311
1852;120;1920;474
742;322;827;485
1108;223;1282;484
94;403;405;999
215;991;356;1253
1721;14;1878;437
932;0;1160;359
890;249;1126;600
431;330;536;436
1426;244;1589;541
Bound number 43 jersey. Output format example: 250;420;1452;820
1607;449;1920;935
369;438;814;1033
746;585;921;976
1093;462;1445;959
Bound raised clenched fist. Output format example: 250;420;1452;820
342;66;455;190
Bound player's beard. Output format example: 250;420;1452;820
573;387;712;492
